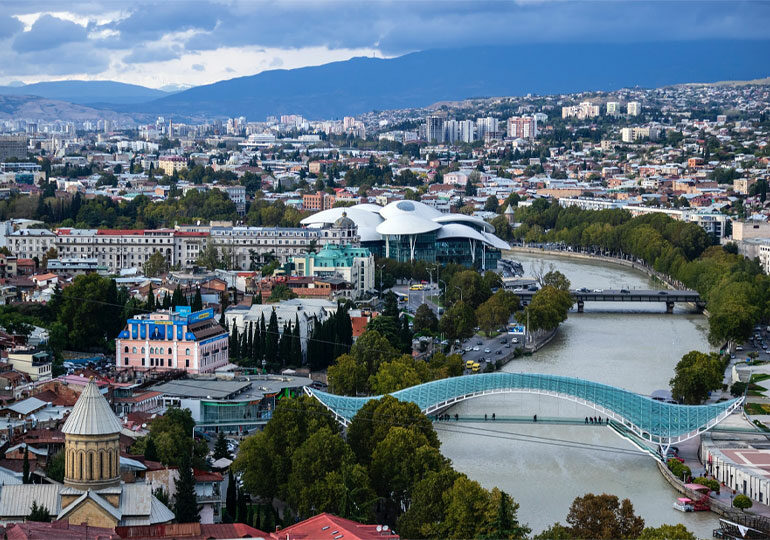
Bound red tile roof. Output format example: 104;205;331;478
7;519;118;540
115;522;267;539
270;513;399;540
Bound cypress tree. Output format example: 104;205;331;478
259;314;267;361
236;488;247;524
162;291;171;309
173;452;199;523
252;320;261;366
191;288;203;312
265;310;279;364
220;290;230;325
225;469;236;523
230;325;240;359
255;290;262;304
146;283;155;311
246;322;254;361
144;437;159;462
22;446;30;484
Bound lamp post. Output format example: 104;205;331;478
454;286;463;303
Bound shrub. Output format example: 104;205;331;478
733;494;753;511
693;476;720;493
667;458;691;480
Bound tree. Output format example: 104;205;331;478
440;300;477;341
41;247;58;270
733;494;753;511
173;452;200;523
137;407;207;467
45;451;64;482
565;493;644;539
484;195;499;212
532;523;573;539
369;355;424;394
144;251;168;277
27;501;52;522
639;524;696;540
268;284;297;302
413;304;438;334
517;286;573;332
144;436;159;461
669;350;726;404
447;270;492;308
22;445;30;483
225;469;237;523
480;489;530;539
327;353;368;395
213;431;232;461
191;288;203;312
55;274;121;349
543;270;571;291
196;239;221;270
383;290;399;317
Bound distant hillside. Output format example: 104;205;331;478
0;80;168;106
0;95;133;122
125;40;770;120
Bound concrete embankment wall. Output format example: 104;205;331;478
503;246;679;288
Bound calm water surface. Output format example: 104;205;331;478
437;253;718;536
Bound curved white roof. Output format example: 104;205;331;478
352;203;384;214
433;214;495;233
300;206;384;242
379;200;443;220
300;200;509;250
62;379;122;436
436;223;488;243
480;230;512;250
376;214;441;235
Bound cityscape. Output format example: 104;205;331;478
0;1;768;539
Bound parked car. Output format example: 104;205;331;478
484;348;491;353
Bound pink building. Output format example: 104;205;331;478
116;307;229;374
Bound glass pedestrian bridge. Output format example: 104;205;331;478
306;372;743;455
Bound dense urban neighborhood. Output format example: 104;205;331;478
0;47;769;539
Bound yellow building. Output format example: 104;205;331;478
0;379;174;527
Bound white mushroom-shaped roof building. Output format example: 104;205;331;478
300;200;510;267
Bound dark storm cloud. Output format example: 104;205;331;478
12;14;89;53
1;0;768;80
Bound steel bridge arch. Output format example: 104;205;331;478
305;372;743;457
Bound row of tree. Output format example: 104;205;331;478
500;200;768;345
227;311;303;369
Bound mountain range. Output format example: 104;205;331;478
2;40;769;121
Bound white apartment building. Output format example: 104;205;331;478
458;120;475;143
606;101;620;115
627;101;642;116
562;101;600;120
7;229;57;260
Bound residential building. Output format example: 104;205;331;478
628;101;642;116
425;116;445;143
5;349;52;382
292;243;375;298
269;513;399;540
0;136;28;161
606;101;620;115
507;116;537;139
146;468;224;524
303;191;336;211
116;307;229;374
562;102;600;119
7;229;56;260
157;155;186;175
731;220;770;241
458;120;475;143
733;178;757;195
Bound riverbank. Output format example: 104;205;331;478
503;246;682;290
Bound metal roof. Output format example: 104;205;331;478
4;397;48;416
61;379;123;436
0;484;62;517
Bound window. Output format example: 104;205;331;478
185;348;190;355
186;359;189;368
168;347;172;354
132;347;137;353
124;346;128;353
141;347;145;353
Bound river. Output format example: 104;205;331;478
436;252;719;536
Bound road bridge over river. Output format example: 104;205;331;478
513;288;703;313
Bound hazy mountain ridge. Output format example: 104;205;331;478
123;40;770;120
0;80;169;106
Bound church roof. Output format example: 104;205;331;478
61;378;122;436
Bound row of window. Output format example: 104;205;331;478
124;345;191;355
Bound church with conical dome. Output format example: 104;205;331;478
0;379;174;527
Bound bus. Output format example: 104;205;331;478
394;292;408;304
409;284;424;291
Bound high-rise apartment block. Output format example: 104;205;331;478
507;116;538;139
0;136;28;161
562;102;600;120
606;102;620;115
425;116;446;143
627;101;642;116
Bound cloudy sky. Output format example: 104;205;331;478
0;0;768;90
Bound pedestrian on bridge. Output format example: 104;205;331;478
492;413;495;421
